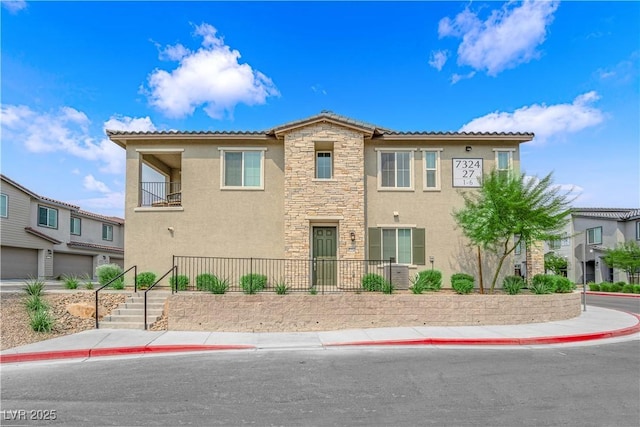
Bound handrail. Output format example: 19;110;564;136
95;265;137;329
144;266;176;330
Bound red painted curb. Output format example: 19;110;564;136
326;313;640;347
585;291;640;298
0;344;255;364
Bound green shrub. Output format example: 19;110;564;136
170;274;189;291
599;282;612;292
81;274;94;290
615;281;626;288
96;264;124;289
240;274;268;294
609;282;622;293
24;295;48;312
411;270;442;293
361;273;388;292
62;274;79;290
529;275;554;294
553;276;575;293
135;272;157;290
502;276;525;295
633;285;640;294
196;273;217;291
29;309;54;333
23;278;45;296
622;284;634;293
588;283;600;291
381;281;394;294
275;282;288;295
452;278;474;294
209;277;229;294
309;287;318;295
451;273;474;284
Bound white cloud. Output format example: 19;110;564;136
451;71;476;85
73;191;126;215
596;51;639;84
460;92;605;143
144;22;280;119
428;50;448;71
0;104;156;174
1;0;27;13
439;0;559;76
83;175;110;193
311;84;327;95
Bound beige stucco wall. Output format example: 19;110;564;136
365;140;521;286
124;138;285;277
167;292;581;331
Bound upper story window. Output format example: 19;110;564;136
0;193;7;218
494;149;514;178
548;239;561;250
102;224;113;241
220;147;266;189
514;235;522;255
377;149;414;190
422;149;442;190
38;205;58;229
637;222;640;240
315;151;333;179
70;217;81;235
587;226;602;245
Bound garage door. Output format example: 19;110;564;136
1;246;38;279
53;253;94;278
110;258;124;269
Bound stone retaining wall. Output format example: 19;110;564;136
167;292;581;332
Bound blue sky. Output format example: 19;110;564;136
1;0;638;218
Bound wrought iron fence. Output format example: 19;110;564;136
172;256;395;294
140;181;181;207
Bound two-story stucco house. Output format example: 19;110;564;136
107;111;534;288
0;175;124;279
514;208;640;284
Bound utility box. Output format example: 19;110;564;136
386;264;410;290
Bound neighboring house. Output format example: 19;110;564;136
107;111;534;287
0;175;124;279
514;208;640;284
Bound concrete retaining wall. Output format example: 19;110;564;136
167;292;582;332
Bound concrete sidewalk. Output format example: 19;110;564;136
1;306;639;364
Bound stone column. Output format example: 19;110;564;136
525;240;545;282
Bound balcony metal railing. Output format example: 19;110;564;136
140;181;181;207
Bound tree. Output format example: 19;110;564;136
602;241;640;284
453;171;573;292
544;252;568;276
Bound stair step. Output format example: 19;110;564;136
112;309;163;316
104;314;160;322
119;303;165;310
98;322;148;329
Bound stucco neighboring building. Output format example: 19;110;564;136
107;111;534;287
514;208;640;284
0;175;124;279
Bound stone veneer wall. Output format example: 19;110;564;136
526;240;545;281
167;293;581;332
283;122;366;287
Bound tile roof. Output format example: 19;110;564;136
24;227;62;244
77;210;124;225
66;241;124;254
572;208;640;220
105;111;534;139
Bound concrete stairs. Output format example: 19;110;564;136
99;291;171;329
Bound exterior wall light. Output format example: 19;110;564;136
465;146;472;152
350;231;356;242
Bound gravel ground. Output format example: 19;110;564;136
0;291;130;351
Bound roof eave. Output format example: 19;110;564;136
272;117;375;139
375;133;534;142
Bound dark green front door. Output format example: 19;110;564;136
313;227;337;287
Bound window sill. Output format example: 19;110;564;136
312;178;337;182
221;187;264;191
423;188;441;192
377;188;415;192
134;207;185;212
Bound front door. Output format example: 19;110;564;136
312;227;337;288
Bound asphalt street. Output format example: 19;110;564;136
2;342;639;426
586;294;640;314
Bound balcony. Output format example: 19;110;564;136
140;181;182;207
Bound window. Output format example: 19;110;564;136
38;205;58;228
636;222;640;240
423;150;441;190
378;150;413;189
70;217;81;235
220;148;265;189
587;227;602;245
316;151;332;179
102;224;113;241
0;193;7;218
514;235;522;255
494;149;513;178
548;240;561;250
368;227;425;265
561;234;570;246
